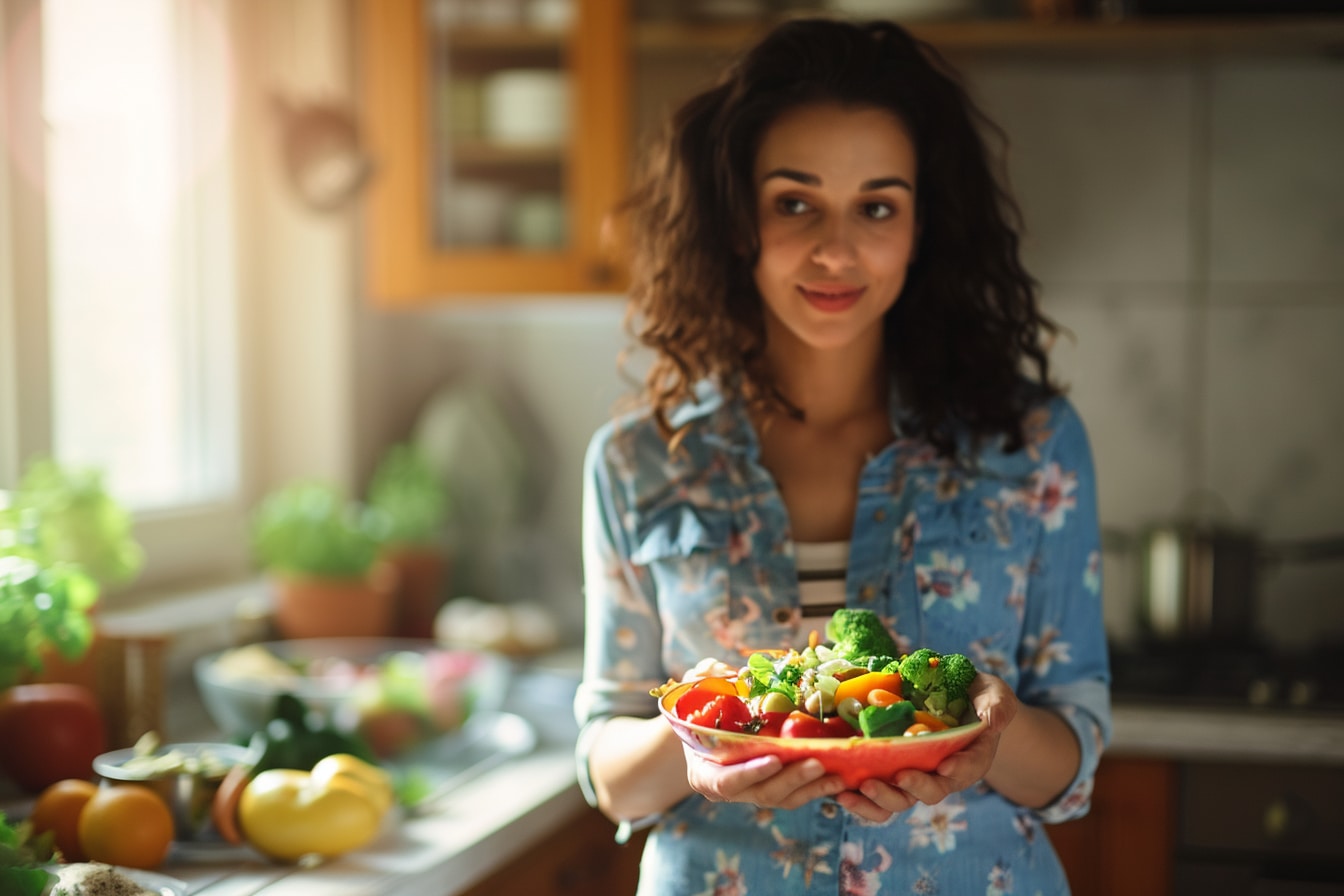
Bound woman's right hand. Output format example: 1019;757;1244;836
683;744;848;810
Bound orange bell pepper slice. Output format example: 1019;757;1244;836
833;671;904;708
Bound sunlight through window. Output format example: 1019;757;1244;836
42;0;237;512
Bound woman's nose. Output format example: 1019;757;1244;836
810;219;858;270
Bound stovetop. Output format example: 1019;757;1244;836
1108;637;1344;715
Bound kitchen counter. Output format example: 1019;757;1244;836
1110;702;1344;765
158;700;1343;895
162;744;587;896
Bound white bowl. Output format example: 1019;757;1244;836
193;638;511;757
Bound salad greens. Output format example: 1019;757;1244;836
0;811;57;896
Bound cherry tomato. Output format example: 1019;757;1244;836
824;715;858;737
753;711;790;737
780;711;830;739
673;678;740;721
780;710;857;739
685;694;753;731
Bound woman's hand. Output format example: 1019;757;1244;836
684;745;848;810
836;672;1020;823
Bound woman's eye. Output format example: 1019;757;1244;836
776;197;810;215
862;202;895;220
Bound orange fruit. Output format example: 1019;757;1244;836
77;783;175;870
29;778;98;862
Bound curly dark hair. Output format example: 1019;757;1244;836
621;17;1060;458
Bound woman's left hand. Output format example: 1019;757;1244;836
836;671;1019;823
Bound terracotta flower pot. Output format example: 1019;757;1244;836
271;564;399;639
381;545;451;640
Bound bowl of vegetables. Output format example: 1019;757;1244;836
656;610;986;790
194;638;509;758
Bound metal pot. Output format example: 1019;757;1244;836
1138;521;1258;641
1137;521;1344;642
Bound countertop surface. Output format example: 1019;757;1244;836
155;700;1343;895
9;698;1343;895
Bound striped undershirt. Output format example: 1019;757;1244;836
795;540;849;644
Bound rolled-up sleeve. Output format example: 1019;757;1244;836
573;423;671;809
1019;398;1113;823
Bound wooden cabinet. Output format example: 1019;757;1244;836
357;0;630;304
457;804;646;896
1049;756;1178;896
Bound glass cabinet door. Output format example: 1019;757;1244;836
359;0;628;303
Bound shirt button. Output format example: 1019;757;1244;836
873;508;887;522
820;801;839;819
773;607;793;624
859;585;877;602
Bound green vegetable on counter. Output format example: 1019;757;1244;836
0;812;57;896
246;693;378;774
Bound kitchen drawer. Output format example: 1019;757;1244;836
1180;762;1344;860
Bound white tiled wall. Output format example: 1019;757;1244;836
415;54;1344;649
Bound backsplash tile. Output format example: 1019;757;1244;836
1202;287;1344;539
964;59;1194;284
1207;60;1344;283
1042;283;1195;530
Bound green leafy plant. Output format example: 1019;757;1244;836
366;443;450;547
0;811;57;896
250;482;389;579
0;457;143;690
2;458;143;585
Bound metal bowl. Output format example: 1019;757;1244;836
91;741;257;842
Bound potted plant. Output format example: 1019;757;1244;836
250;481;396;639
366;442;451;639
0;458;143;688
0;458;143;792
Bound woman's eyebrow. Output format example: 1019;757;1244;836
761;167;820;186
759;168;913;193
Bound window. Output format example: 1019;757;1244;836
1;0;249;597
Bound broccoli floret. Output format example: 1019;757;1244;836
865;655;896;673
825;609;900;663
857;701;915;738
897;649;978;722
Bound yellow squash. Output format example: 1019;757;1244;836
237;753;393;863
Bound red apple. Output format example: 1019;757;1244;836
0;683;107;793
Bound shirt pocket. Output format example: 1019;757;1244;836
906;488;1036;664
631;502;793;665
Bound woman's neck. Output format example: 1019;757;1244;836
764;334;888;429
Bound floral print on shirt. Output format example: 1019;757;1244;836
576;382;1112;895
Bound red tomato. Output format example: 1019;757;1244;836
673;678;740;721
0;683;107;794
824;715;858;737
753;711;789;737
779;711;831;739
685;694;752;732
780;711;854;739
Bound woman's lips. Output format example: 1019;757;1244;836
798;284;864;313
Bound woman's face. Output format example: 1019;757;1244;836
752;101;919;360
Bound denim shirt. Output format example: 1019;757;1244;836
576;380;1111;896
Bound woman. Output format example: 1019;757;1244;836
576;17;1110;895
